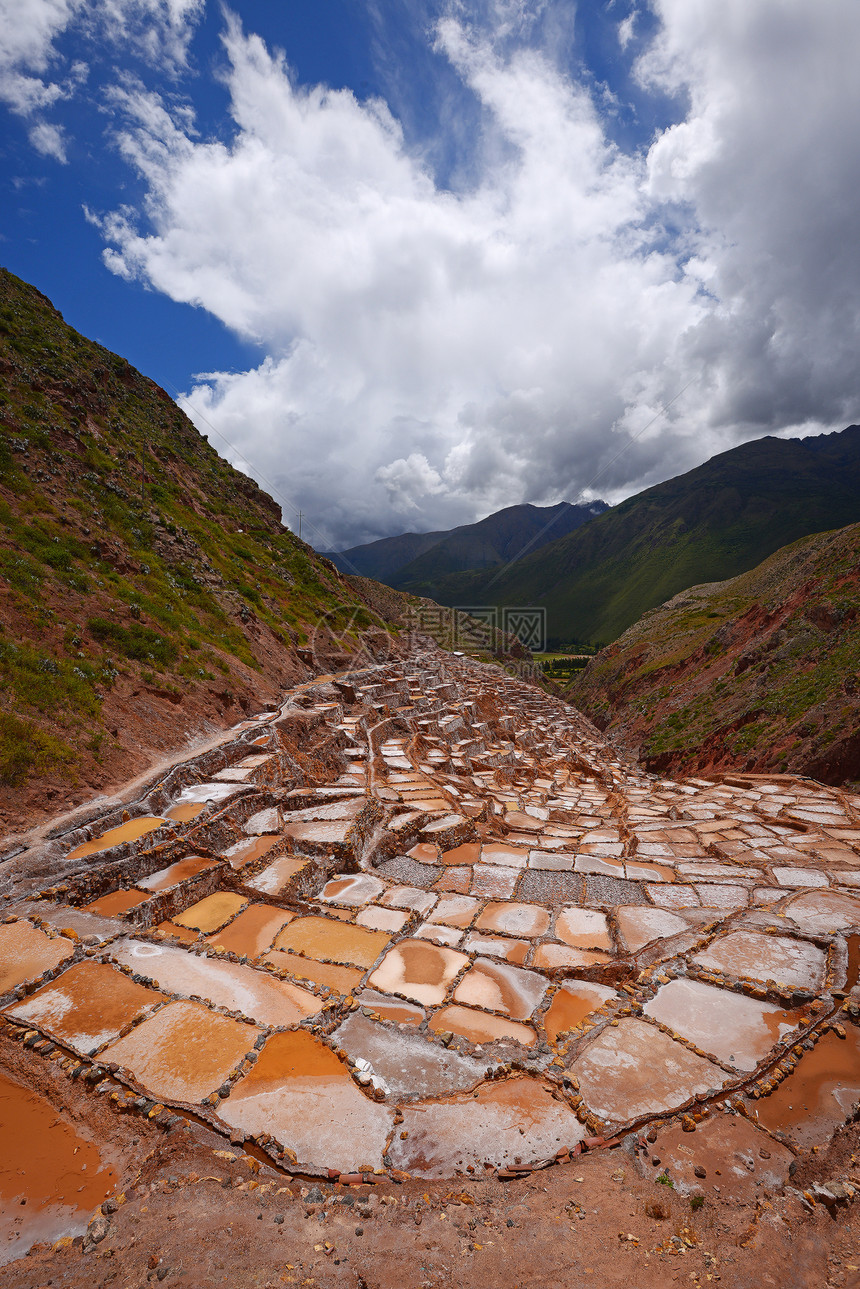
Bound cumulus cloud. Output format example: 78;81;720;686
95;11;701;545
92;1;860;548
640;0;860;435
376;453;447;513
0;0;203;159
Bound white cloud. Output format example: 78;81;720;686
28;118;69;161
0;0;203;159
97;12;708;546
639;0;860;434
376;453;446;512
93;2;860;548
617;11;637;50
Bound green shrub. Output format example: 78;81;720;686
0;711;75;786
87;617;177;667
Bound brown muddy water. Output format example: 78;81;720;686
0;1071;117;1265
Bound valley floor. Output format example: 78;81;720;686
1;644;859;1287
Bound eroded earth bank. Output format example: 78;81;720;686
2;643;860;1287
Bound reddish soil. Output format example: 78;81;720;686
3;1016;858;1289
575;523;860;788
4;644;860;1287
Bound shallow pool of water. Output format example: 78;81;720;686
68;816;166;860
753;1026;860;1148
0;1071;118;1266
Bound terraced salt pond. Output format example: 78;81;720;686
2;645;860;1184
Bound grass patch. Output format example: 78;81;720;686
0;711;75;786
87;617;178;667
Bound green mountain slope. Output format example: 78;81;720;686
328;529;448;580
329;500;607;586
419;428;860;646
0;267;385;823
392;500;607;594
574;522;860;786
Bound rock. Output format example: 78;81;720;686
813;1181;852;1210
85;1214;109;1249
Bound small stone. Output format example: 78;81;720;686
694;1166;707;1179
86;1215;109;1247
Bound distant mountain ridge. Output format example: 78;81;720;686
327;528;449;581
328;499;609;588
412;426;860;646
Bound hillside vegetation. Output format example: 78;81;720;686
0;268;386;827
417;428;860;645
574;522;860;786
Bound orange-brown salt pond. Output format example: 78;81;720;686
5;961;165;1055
273;917;389;969
543;982;618;1044
172;892;248;934
83;889;152;918
165;801;207;823
205;903;295;956
218;1029;393;1174
67;816;166;859
100;1000;260;1103
0;1071;117;1265
0;921;74;994
753;1025;860;1148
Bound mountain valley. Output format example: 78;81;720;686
1;266;860;1288
374;428;860;648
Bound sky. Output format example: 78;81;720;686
2;1;859;553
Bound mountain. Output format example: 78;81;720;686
574;521;860;786
327;499;608;588
327;528;448;580
0;267;393;830
417;427;860;646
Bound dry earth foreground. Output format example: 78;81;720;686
1;644;860;1286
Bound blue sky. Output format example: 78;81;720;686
2;1;859;549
